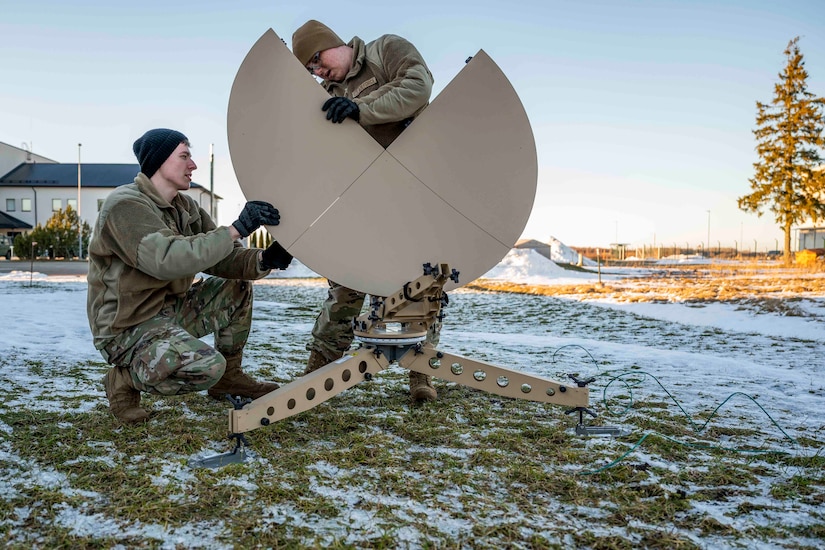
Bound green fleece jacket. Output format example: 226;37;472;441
86;174;268;349
325;34;434;148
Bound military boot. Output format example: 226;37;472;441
304;349;343;375
409;371;437;402
208;352;279;401
102;366;149;424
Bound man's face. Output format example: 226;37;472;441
156;142;197;191
307;46;350;82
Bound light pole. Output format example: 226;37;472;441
209;143;215;219
30;241;37;287
77;143;82;259
740;222;743;259
706;210;710;259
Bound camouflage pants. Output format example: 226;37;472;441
102;277;253;396
308;279;441;359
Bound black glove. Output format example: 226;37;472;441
322;97;360;124
232;201;280;238
260;241;293;270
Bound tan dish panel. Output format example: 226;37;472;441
389;49;537;249
227;30;385;249
227;29;537;297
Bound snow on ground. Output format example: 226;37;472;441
0;248;823;548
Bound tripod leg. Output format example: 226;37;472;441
399;347;588;408
229;349;389;434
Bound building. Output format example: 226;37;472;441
0;142;56;238
798;226;824;250
0;141;221;248
0;142;57;179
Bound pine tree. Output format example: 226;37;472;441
45;207;78;258
38;206;91;259
738;37;825;262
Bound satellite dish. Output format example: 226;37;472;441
227;29;537;296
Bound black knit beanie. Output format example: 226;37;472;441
132;128;188;178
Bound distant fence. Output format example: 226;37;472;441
572;246;782;263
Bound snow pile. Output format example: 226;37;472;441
654;254;712;265
515;237;597;267
481;248;598;285
547;235;597;266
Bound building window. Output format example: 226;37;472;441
97;199;105;212
5;198;14;212
67;198;77;211
52;199;62;212
21;198;32;212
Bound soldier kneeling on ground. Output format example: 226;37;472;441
87;128;293;424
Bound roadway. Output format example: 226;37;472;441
0;259;89;277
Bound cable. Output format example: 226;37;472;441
551;344;600;368
600;371;798;442
550;342;811;474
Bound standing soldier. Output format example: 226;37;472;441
291;20;439;401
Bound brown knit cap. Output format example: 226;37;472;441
292;20;345;66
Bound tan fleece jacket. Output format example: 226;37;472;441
86;174;268;349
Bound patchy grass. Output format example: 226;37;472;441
1;266;824;548
2;364;824;548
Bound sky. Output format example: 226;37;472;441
1;253;823;546
2;0;824;251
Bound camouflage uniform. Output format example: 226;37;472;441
102;276;252;396
307;280;441;361
308;281;365;359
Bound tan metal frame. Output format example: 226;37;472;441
228;264;588;435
